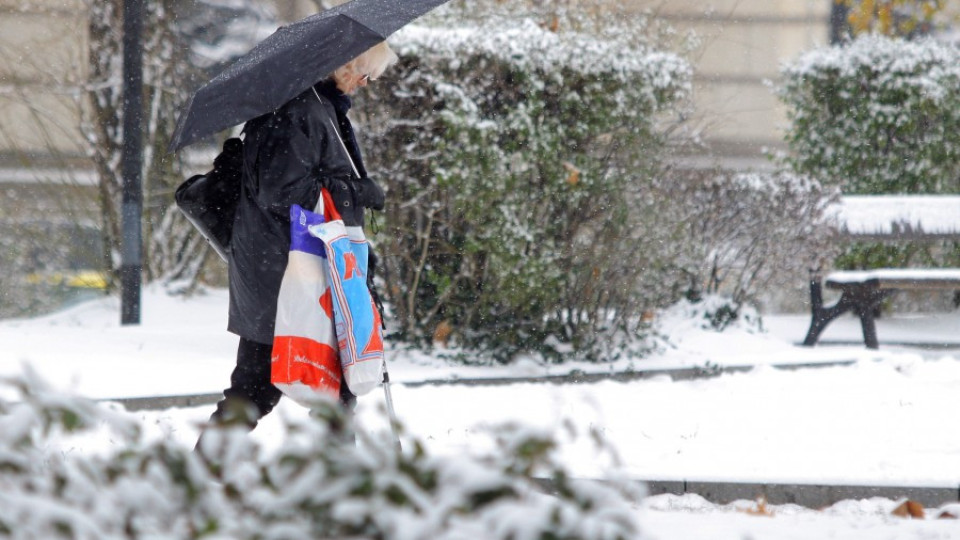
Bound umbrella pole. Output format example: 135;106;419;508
382;367;402;451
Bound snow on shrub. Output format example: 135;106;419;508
778;34;960;194
657;295;764;336
646;170;840;313
0;370;643;539
361;14;690;361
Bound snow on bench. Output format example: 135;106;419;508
833;195;960;240
825;268;960;290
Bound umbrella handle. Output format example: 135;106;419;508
312;86;361;179
382;367;402;452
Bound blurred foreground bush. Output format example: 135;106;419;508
0;372;642;539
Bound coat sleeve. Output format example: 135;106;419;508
252;111;324;216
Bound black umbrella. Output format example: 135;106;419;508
170;0;450;151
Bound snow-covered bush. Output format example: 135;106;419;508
360;12;690;360
0;372;643;539
778;34;960;194
656;295;764;336
648;170;840;312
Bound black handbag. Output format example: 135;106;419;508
175;137;243;262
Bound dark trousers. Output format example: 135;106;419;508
209;337;355;429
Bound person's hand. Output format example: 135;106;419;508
354;176;385;211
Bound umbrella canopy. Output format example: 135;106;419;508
170;0;450;151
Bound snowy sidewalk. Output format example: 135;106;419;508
4;286;955;400
3;288;960;511
114;360;960;509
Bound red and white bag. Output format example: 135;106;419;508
270;192;342;406
307;206;384;396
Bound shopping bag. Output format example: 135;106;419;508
270;203;341;406
308;209;384;396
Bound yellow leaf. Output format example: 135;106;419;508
891;500;925;519
562;161;580;185
433;320;453;348
878;5;894;34
740;497;774;517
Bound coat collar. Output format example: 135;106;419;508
314;78;352;116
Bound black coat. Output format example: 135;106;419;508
227;83;364;344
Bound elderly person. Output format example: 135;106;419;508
203;42;397;433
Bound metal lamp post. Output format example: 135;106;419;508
121;0;143;325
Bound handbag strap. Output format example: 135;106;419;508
312;86;361;179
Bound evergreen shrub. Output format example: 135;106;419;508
0;373;641;539
778;34;960;195
360;16;690;361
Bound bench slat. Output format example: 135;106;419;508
825;269;960;291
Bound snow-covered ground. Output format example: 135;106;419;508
2;286;959;539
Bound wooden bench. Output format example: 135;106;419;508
802;269;960;349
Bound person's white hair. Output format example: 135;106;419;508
333;41;398;81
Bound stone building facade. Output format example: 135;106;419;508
0;0;87;167
643;0;830;169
